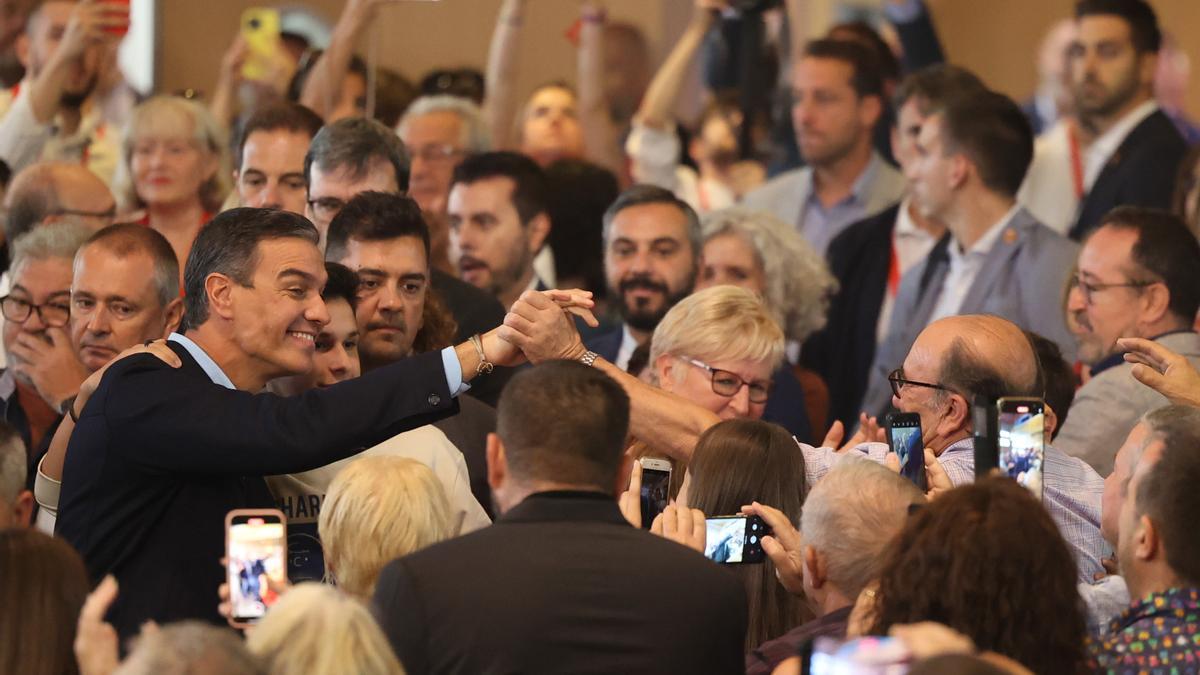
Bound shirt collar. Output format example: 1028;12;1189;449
948;204;1020;265
1107;587;1200;635
1091;100;1158;164
894;196;935;240
168;332;236;390
805;152;885;209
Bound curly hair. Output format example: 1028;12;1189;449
868;477;1086;674
700;207;837;342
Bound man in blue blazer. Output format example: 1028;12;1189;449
861;89;1078;418
55;208;536;638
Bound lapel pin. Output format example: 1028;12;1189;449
1003;228;1018;245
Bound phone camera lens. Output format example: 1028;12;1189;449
750;535;758;544
249;18;261;29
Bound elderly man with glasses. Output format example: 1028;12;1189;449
1052;207;1200;477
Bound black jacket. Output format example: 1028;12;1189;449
372;491;748;675
56;341;457;638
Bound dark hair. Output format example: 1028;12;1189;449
909;655;1012;675
1137;405;1200;587
0;528;90;675
181;208;319;330
496;361;630;489
321;261;359;311
1096;206;1200;324
544;158;619;299
893;64;986;115
1075;0;1162;54
932;90;1033;198
1025;331;1077;440
869;477;1087;673
304;117;409;195
325;191;430;263
419;68;486;104
686;419;810;651
82;224;181;306
234;102;323;171
601;184;702;257
450;151;548;225
802;38;885;100
826;21;899;85
413;288;457;354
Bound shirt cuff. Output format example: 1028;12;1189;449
883;0;924;23
440;346;469;396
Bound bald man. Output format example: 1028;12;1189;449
802;314;1107;583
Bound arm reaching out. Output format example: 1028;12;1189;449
300;0;393;119
576;2;623;176
1119;337;1200;409
483;0;526;151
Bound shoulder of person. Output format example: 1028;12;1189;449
743;167;809;203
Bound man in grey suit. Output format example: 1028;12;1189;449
743;39;905;256
1055;207;1200;477
861;89;1078;418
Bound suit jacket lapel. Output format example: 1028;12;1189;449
958;208;1030;312
791;170;814;226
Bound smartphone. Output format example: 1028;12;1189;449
886;412;926;491
704;515;768;564
240;8;281;82
972;394;999;480
639;458;672;530
804;636;912;674
997;397;1046;499
226;509;287;627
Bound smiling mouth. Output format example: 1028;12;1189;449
287;331;316;344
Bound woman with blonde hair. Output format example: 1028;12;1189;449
247;582;404;675
113;95;231;266
318;455;454;598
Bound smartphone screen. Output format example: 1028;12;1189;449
997;398;1045;499
886;413;926;491
639;460;671;530
227;510;287;625
704;515;767;564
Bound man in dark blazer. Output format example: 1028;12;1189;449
55;208;528;639
372;361;748;675
1067;0;1188;240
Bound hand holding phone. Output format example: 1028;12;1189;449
226;509;287;627
997;397;1045;499
886;413;926;491
704;515;769;564
638;458;672;530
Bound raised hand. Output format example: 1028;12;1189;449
741;501;804;596
1119;337;1200;408
650;503;706;553
74;575;120;675
499;289;594;364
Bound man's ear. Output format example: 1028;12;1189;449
948;154;971;191
804;546;824;589
162;297;184;336
527;212;551;256
13;490;33;528
1138;282;1172;327
205;273;236;321
653;354;675;391
858;94;883;131
1134;513;1161;563
486;432;507;491
939;393;971;438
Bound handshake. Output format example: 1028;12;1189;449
478;289;600;369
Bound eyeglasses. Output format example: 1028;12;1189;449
47;207;117;220
306;196;347;222
0;294;70;327
681;357;772;403
888;368;956;399
1068;274;1158;305
411;144;464;164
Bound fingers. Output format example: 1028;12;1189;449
1129;363;1166;391
649;511;664;535
543;288;595;308
743;502;799;551
687;508;706;552
924;448;953;496
563;305;600;328
821;420;845;448
617;488;639;527
519;289;557;311
145;343;182;368
627;458;643;494
79;575;119;623
660;503;679;540
1117;337;1170;370
883;452;901;474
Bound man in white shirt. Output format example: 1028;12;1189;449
860;89;1078;418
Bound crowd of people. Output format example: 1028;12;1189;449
1;0;1199;673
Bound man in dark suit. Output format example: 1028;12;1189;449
55;208;528;639
372;360;748;675
1067;0;1187;240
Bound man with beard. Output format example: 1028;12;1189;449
0;0;127;185
1067;0;1187;240
584;185;699;372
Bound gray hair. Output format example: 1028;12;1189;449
114;621;263;675
701;207;837;341
398;95;492;153
11;222;94;276
0;424;25;508
800;458;925;599
602;184;702;259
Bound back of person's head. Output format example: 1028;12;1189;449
114;621;263;675
181;208;318;331
4;161;108;245
934;316;1042;406
908;654;1011;675
1133;404;1200;587
649;286;785;387
235;102;324;171
544;158;619;298
1095;206;1200;326
893;64;986;114
321;261;360;310
325;191;430;263
450;151;549;225
245;583;402;675
0;421;28;527
318;456;453;598
0;528;90;675
81;224;181;306
869;477;1086;673
685;418;809;650
1025;330;1077;439
398;95;492;153
700;207;836;342
496;361;630;491
930;89;1033;198
801;38;885;100
825;21;899;85
601;183;702;257
801;460;925;602
418;68;487;103
304;117;409;193
11;220;93;276
1075;0;1162;54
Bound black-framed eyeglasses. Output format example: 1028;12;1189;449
1068;274;1158;305
0;294;70;327
681;356;772;403
306;196;347;221
888;368;955;399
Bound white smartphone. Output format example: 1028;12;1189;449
225;509;287;627
639;458;672;530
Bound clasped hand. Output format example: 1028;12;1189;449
493;289;598;366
